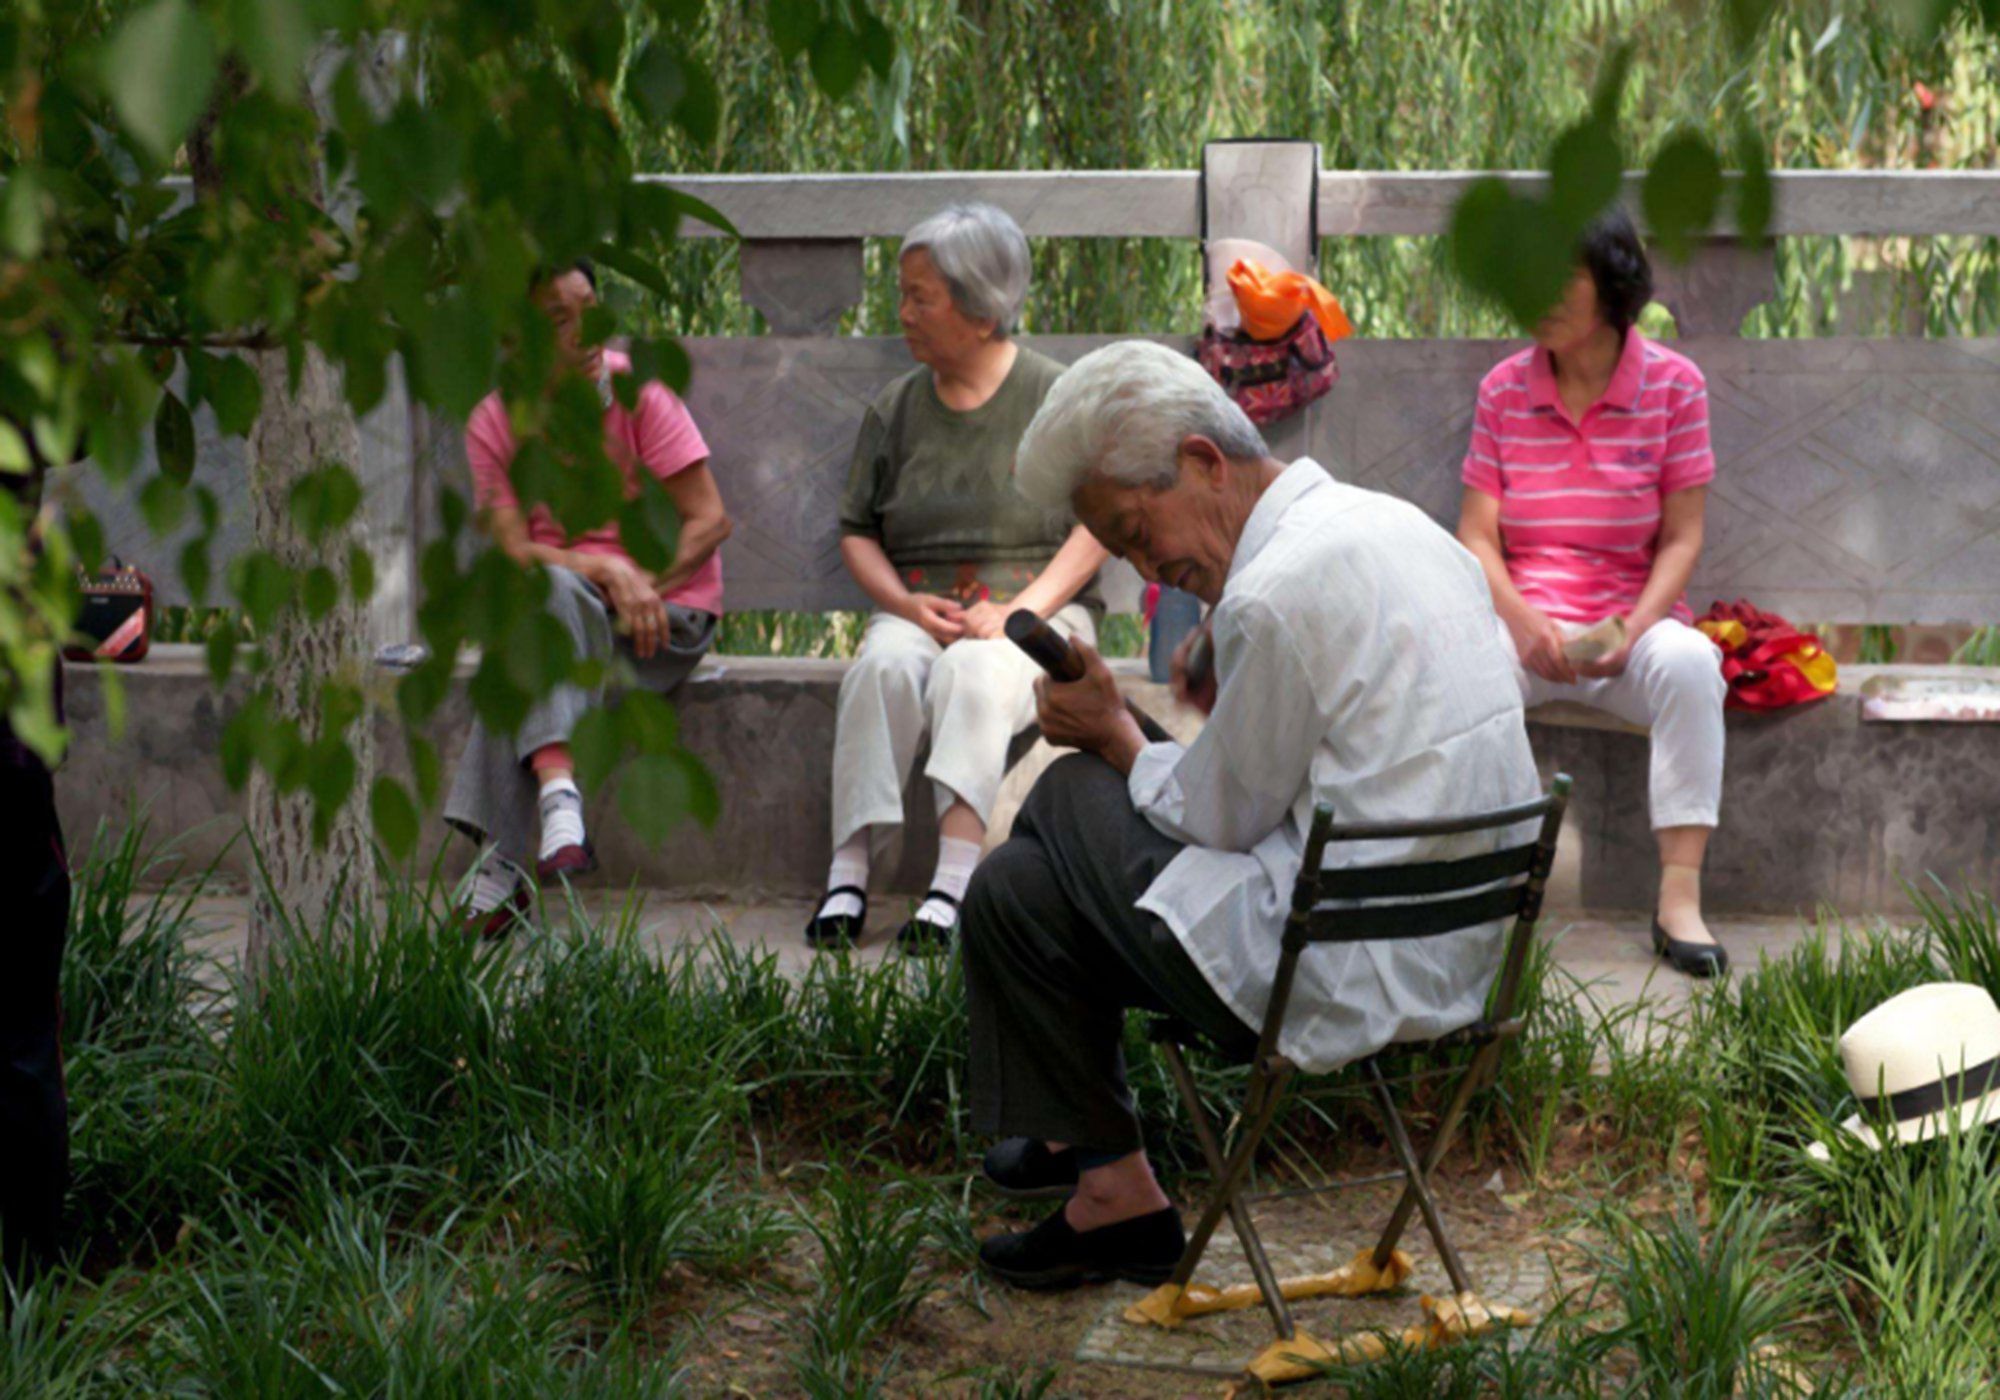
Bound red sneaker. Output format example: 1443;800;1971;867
461;882;533;941
535;838;598;884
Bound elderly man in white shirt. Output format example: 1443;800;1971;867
964;339;1540;1292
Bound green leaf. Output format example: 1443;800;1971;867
153;387;195;484
570;707;620;793
618;688;680;753
1547;118;1623;235
307;742;357;840
410;293;497;420
617;751;697;843
179;536;211;604
1732;116;1773;246
808;22;863;100
219;693;267;788
0;420;28;475
138;474;188;534
769;0;821;60
629;339;692;394
230;550;295;631
301;564;340;620
100;0;220;165
205;614;240;685
370;776;420;860
627;39;687;127
1447;178;1575;331
857;14;894;78
68;510;106;574
0;164;43;258
207;355;262;437
673;59;720;148
617;475;681;573
226;0;309;97
348;545;376;604
407;732;442;807
1725;0;1780;53
1642;131;1725;261
288;463;362;541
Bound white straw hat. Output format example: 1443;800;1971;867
1806;982;2000;1161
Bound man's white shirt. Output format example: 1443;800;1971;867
1128;458;1542;1074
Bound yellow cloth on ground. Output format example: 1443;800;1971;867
1231;1291;1534;1391
1123;1248;1414;1330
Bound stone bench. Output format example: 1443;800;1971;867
53;647;2000;917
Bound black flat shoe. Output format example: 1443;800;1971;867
981;1138;1080;1201
807;885;867;949
896;889;959;955
1653;919;1728;978
980;1205;1185;1291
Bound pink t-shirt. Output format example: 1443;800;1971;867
1461;332;1714;626
465;349;721;616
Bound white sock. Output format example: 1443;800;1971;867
916;836;981;927
537;775;586;861
818;832;871;922
466;850;525;914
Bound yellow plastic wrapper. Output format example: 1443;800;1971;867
1230;1290;1534;1392
1123;1248;1414;1330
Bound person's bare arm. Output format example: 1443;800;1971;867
651;460;732;596
1577;485;1706;678
482;504;671;658
1457;486;1575;685
839;534;964;644
964;524;1109;640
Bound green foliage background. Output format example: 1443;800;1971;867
615;1;1999;344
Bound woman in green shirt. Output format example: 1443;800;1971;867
808;203;1108;953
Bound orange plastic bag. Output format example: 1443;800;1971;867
1227;259;1354;344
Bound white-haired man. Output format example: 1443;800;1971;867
966;339;1540;1290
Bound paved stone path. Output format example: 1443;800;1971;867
168;889;1853;1033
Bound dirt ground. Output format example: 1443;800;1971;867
668;1152;1596;1399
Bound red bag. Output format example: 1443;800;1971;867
1694;600;1837;712
1195;313;1339;426
64;560;155;664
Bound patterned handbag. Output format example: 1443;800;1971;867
64;559;155;663
1195;314;1340;425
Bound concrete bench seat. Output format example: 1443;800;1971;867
54;647;1999;917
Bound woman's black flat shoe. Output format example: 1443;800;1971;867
896;889;959;955
806;885;867;949
981;1138;1080;1200
1652;919;1727;978
978;1205;1185;1291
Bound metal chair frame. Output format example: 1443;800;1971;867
1149;774;1572;1342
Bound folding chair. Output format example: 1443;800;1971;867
1125;775;1571;1378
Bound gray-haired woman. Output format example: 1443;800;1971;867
807;203;1109;954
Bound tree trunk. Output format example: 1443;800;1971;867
243;345;379;972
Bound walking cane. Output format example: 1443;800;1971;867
1005;609;1211;745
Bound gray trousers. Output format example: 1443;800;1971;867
962;752;1255;1156
443;564;714;868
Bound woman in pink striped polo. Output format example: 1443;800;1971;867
1456;212;1729;978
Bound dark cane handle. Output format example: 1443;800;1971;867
1007;608;1172;745
1005;609;1087;683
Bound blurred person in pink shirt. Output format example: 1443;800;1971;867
444;260;731;936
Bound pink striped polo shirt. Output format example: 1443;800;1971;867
466;349;722;616
1461;331;1714;626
